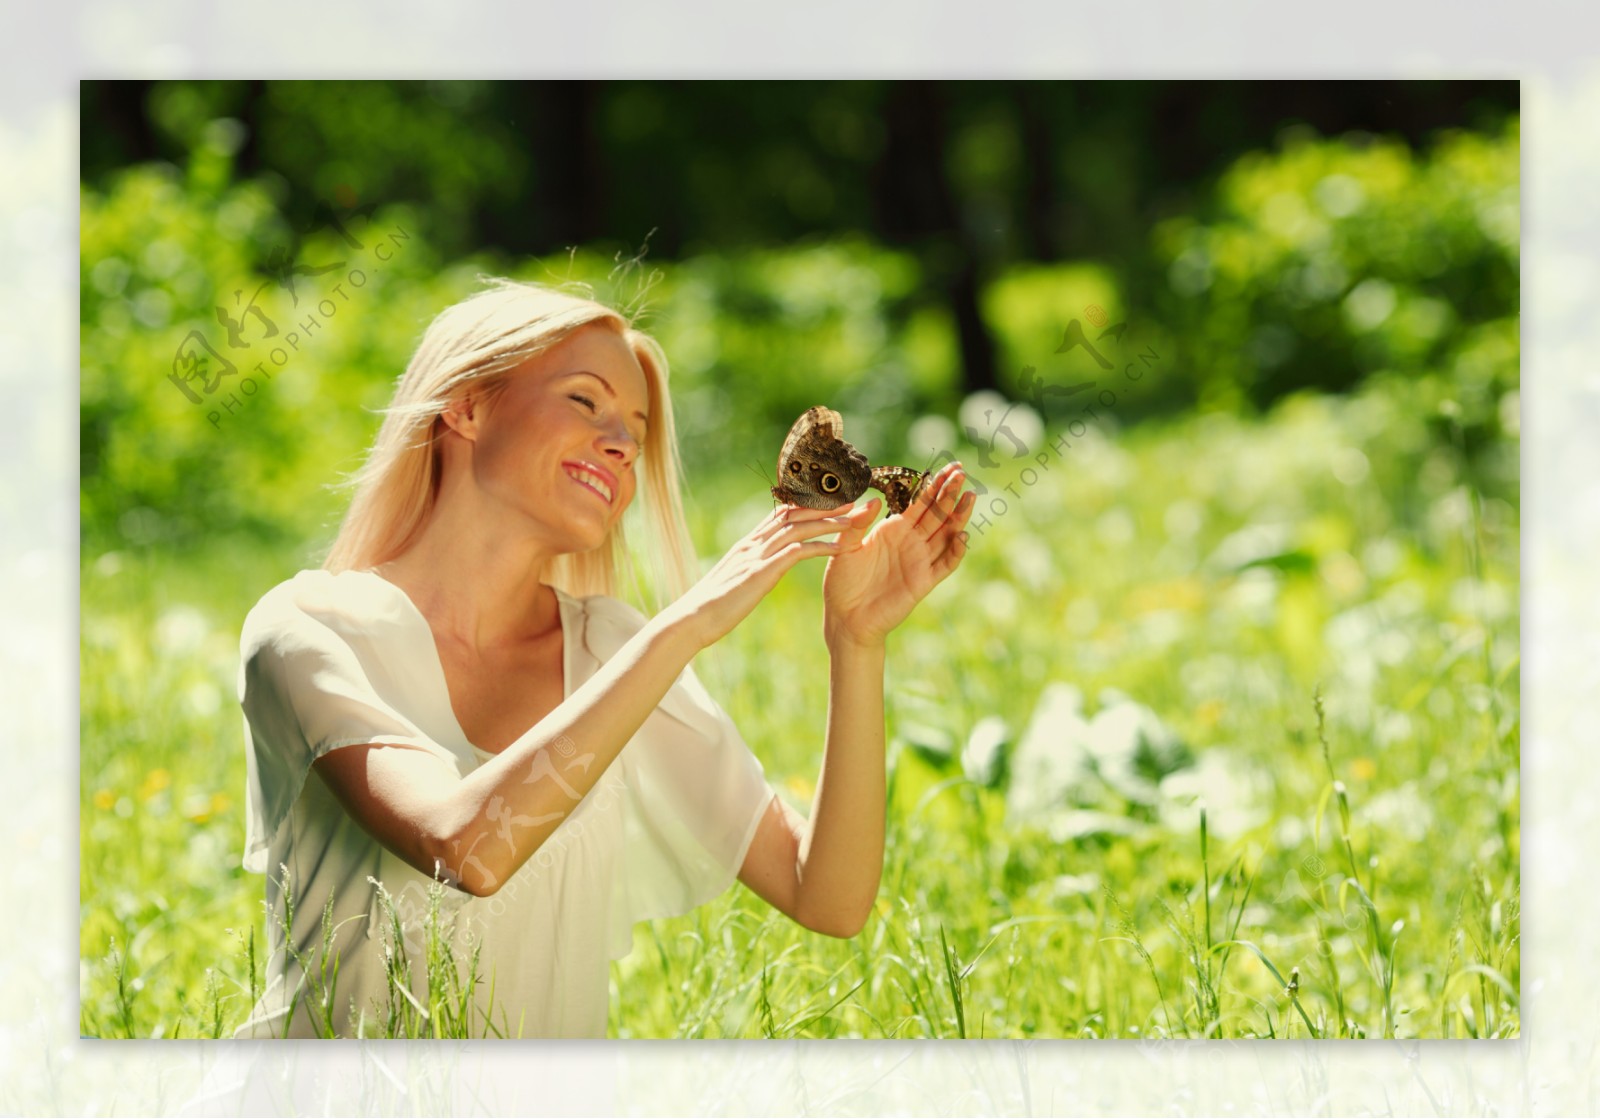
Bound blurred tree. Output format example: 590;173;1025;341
80;79;1517;412
82;80;1518;263
874;82;999;396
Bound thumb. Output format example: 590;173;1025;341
837;499;878;545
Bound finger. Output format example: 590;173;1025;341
926;462;964;508
924;491;975;568
761;509;869;557
900;463;953;526
835;499;879;547
846;497;881;528
934;528;970;578
913;465;967;540
771;502;847;524
928;518;972;576
932;501;976;577
942;488;977;533
832;502;883;544
772;537;856;567
758;502;849;539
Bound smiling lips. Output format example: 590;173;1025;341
563;461;616;506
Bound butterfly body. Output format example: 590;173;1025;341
771;406;929;515
867;466;929;516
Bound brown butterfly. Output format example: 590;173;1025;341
770;406;930;516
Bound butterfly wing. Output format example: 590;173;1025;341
776;406;837;465
771;406;872;510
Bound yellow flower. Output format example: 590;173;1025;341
92;789;116;811
784;774;815;801
1196;699;1225;728
183;790;231;824
139;768;171;800
1351;757;1377;781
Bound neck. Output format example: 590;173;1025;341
372;490;566;656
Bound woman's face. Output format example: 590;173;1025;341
451;323;651;553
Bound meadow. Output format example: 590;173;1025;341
79;371;1519;1039
79;107;1518;1039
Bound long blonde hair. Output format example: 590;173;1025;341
320;276;697;610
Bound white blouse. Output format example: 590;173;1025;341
230;568;774;1038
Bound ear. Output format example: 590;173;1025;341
438;388;485;442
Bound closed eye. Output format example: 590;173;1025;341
571;392;646;454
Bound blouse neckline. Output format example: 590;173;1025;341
347;569;575;758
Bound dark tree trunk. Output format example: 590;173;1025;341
491;81;607;254
233;80;270;181
82;81;160;176
1017;82;1062;262
874;82;999;398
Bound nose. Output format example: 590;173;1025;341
596;421;640;468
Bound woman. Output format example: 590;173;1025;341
232;277;975;1037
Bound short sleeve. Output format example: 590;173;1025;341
236;584;460;874
564;608;769;960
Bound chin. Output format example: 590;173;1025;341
562;518;614;556
555;496;627;555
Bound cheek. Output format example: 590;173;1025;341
620;476;640;510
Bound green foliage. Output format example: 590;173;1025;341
980;260;1123;409
646;240;937;470
80;136;470;554
1147;120;1519;430
79;140;943;552
81;118;1519;557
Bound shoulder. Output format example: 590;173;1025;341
240;569;408;657
556;585;651;655
554;586;727;737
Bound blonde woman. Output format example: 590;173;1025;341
232;277;975;1038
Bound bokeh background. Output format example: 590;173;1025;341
79;80;1519;1040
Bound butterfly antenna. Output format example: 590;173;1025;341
746;461;788;513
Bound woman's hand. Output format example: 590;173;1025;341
667;501;879;651
822;462;976;648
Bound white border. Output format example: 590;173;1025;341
10;4;1590;1113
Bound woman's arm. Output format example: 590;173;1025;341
312;500;879;897
740;463;973;935
313;603;704;896
738;632;886;937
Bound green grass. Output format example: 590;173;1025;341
80;380;1519;1039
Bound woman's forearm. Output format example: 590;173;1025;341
419;501;870;896
795;629;888;935
433;602;705;893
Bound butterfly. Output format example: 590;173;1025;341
769;406;931;516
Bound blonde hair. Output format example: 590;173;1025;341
320;276;697;610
